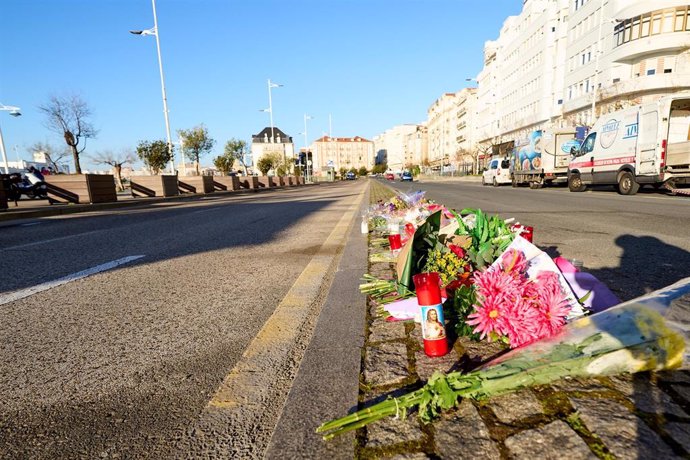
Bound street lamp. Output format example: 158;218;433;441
130;0;175;175
0;103;21;174
265;79;283;144
302;114;313;183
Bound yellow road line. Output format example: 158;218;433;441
205;183;366;411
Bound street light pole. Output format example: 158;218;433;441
590;0;606;126
0;103;21;174
303;114;313;183
130;0;175;175
267;79;283;143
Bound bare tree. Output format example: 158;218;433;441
90;149;137;191
38;94;98;174
30;141;70;173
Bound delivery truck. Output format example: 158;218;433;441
568;93;690;195
511;128;580;189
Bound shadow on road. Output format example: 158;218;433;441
0;186;361;294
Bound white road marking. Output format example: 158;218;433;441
0;255;144;306
20;222;44;227
2;230;104;251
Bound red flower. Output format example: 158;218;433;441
448;244;465;259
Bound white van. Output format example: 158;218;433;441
568;93;690;195
482;158;512;186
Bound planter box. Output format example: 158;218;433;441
0;175;8;211
296;176;305;185
179;176;214;194
275;176;285;187
238;176;259;190
46;174;117;204
130;175;179;197
213;176;240;191
257;176;277;188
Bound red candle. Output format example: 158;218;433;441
412;272;441;305
511;224;534;243
388;234;402;251
412;272;448;357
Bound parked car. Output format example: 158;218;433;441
401;171;413;182
385;172;395;181
482;158;512;186
345;171;357;180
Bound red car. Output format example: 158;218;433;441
385;173;395;180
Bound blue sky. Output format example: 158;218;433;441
1;0;522;169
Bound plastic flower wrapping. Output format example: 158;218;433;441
318;278;690;440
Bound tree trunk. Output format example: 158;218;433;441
71;145;82;174
114;164;123;191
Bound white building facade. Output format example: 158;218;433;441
250;127;295;174
475;0;571;155
563;0;690;124
373;124;420;172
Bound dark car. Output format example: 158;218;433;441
385;173;395;181
401;171;413;182
345;171;357;180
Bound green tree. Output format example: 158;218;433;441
256;155;275;175
372;163;387;174
338;167;347;179
224;138;249;175
137;140;173;174
213;153;234;175
178;124;216;175
358;166;368;177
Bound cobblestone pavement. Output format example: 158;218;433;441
357;182;690;459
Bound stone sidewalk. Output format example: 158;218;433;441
355;185;690;459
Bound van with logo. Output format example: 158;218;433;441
512;128;580;189
567;93;690;195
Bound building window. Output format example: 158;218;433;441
665;68;673;73
614;7;690;47
647;69;656;75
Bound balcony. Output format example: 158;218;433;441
609;31;690;63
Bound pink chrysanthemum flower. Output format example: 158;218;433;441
468;251;574;348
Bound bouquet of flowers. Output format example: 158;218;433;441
317;278;690;440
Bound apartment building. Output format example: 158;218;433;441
403;124;428;169
476;0;570;153
427;93;459;169
455;88;478;172
563;0;690;124
373;124;421;172
250;127;295;173
311;136;374;174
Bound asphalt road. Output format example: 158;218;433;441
389;178;690;302
0;181;366;459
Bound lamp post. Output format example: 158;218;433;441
0;103;21;174
302;114;313;183
265;79;283;143
130;0;175;175
590;0;606;126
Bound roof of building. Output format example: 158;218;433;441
314;135;373;143
252;127;292;141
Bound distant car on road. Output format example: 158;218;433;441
345;171;357;180
401;171;413;182
385;172;395;181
